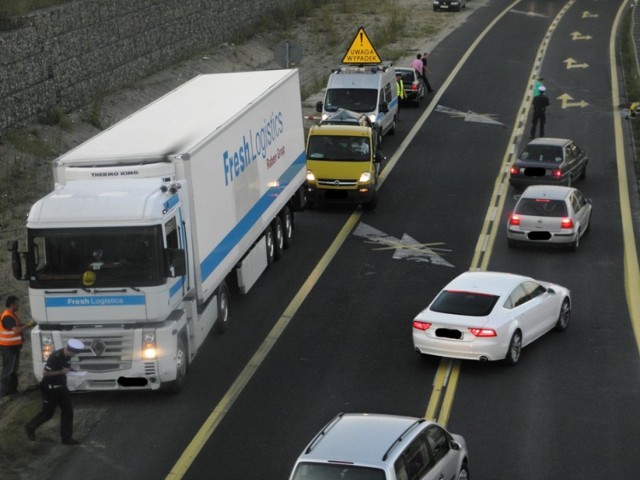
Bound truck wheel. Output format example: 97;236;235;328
213;282;230;334
273;217;284;260
162;336;187;393
281;206;294;249
265;227;275;265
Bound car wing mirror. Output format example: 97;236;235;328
450;441;462;451
547;287;556;295
315;101;323;113
379;102;389;114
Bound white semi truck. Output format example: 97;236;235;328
9;69;307;392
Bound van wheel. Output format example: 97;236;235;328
389;119;396;135
362;192;377;211
213;282;230;334
580;164;587;180
265;226;275;265
273;217;284;260
281;207;293;249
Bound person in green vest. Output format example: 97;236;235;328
396;72;405;120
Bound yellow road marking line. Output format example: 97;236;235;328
609;2;640;351
166;212;362;479
429;0;578;423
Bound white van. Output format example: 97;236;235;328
316;62;398;139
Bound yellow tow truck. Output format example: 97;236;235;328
305;121;382;210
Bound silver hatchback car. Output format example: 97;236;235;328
289;413;469;480
507;185;592;251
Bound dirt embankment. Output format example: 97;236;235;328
0;1;473;478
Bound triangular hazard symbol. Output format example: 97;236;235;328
342;27;381;65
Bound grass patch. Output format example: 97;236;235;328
5;129;55;157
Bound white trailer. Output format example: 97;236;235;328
10;70;307;392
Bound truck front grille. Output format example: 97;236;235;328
61;332;134;372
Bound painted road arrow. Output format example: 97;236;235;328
563;57;589;69
353;222;454;267
557;93;589;109
435;105;505;127
570;31;592;40
582;11;599;18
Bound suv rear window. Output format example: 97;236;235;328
291;463;385;480
515;198;568;217
430;291;499;316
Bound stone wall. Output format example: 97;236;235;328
0;0;300;132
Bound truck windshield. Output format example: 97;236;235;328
307;135;371;161
324;88;378;113
27;226;165;288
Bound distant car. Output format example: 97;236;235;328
412;271;570;365
320;108;382;149
509;138;588;190
507;185;592;251
289;413;469;480
433;0;466;11
395;66;426;107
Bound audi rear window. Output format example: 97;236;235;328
430;290;499;316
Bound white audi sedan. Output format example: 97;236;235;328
412;271;570;365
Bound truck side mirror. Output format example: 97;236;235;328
164;248;186;277
379;102;389;114
7;240;24;280
315;101;323;113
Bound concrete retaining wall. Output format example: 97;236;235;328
0;0;299;132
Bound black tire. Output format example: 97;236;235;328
555;298;570;331
504;330;522;365
281;206;293;249
569;233;579;252
273;217;284;260
459;462;470;480
161;336;187;393
389;119;396;135
265;226;275;265
362;192;377;211
213;282;230;334
579;163;587;180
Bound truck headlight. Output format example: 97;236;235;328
142;330;157;360
359;171;372;183
306;170;316;182
40;333;54;361
368;114;376;124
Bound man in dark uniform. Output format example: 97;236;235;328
530;85;550;139
25;338;85;445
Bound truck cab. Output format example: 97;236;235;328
305;124;382;210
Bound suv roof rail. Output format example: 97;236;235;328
305;413;345;454
332;61;393;74
381;418;426;461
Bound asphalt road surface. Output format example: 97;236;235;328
50;0;640;479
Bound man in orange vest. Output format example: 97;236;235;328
1;295;34;399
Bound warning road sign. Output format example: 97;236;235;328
342;27;381;65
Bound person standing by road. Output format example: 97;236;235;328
530;85;550;139
0;295;34;399
421;52;435;93
396;72;405;120
533;76;545;96
25;338;85;445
